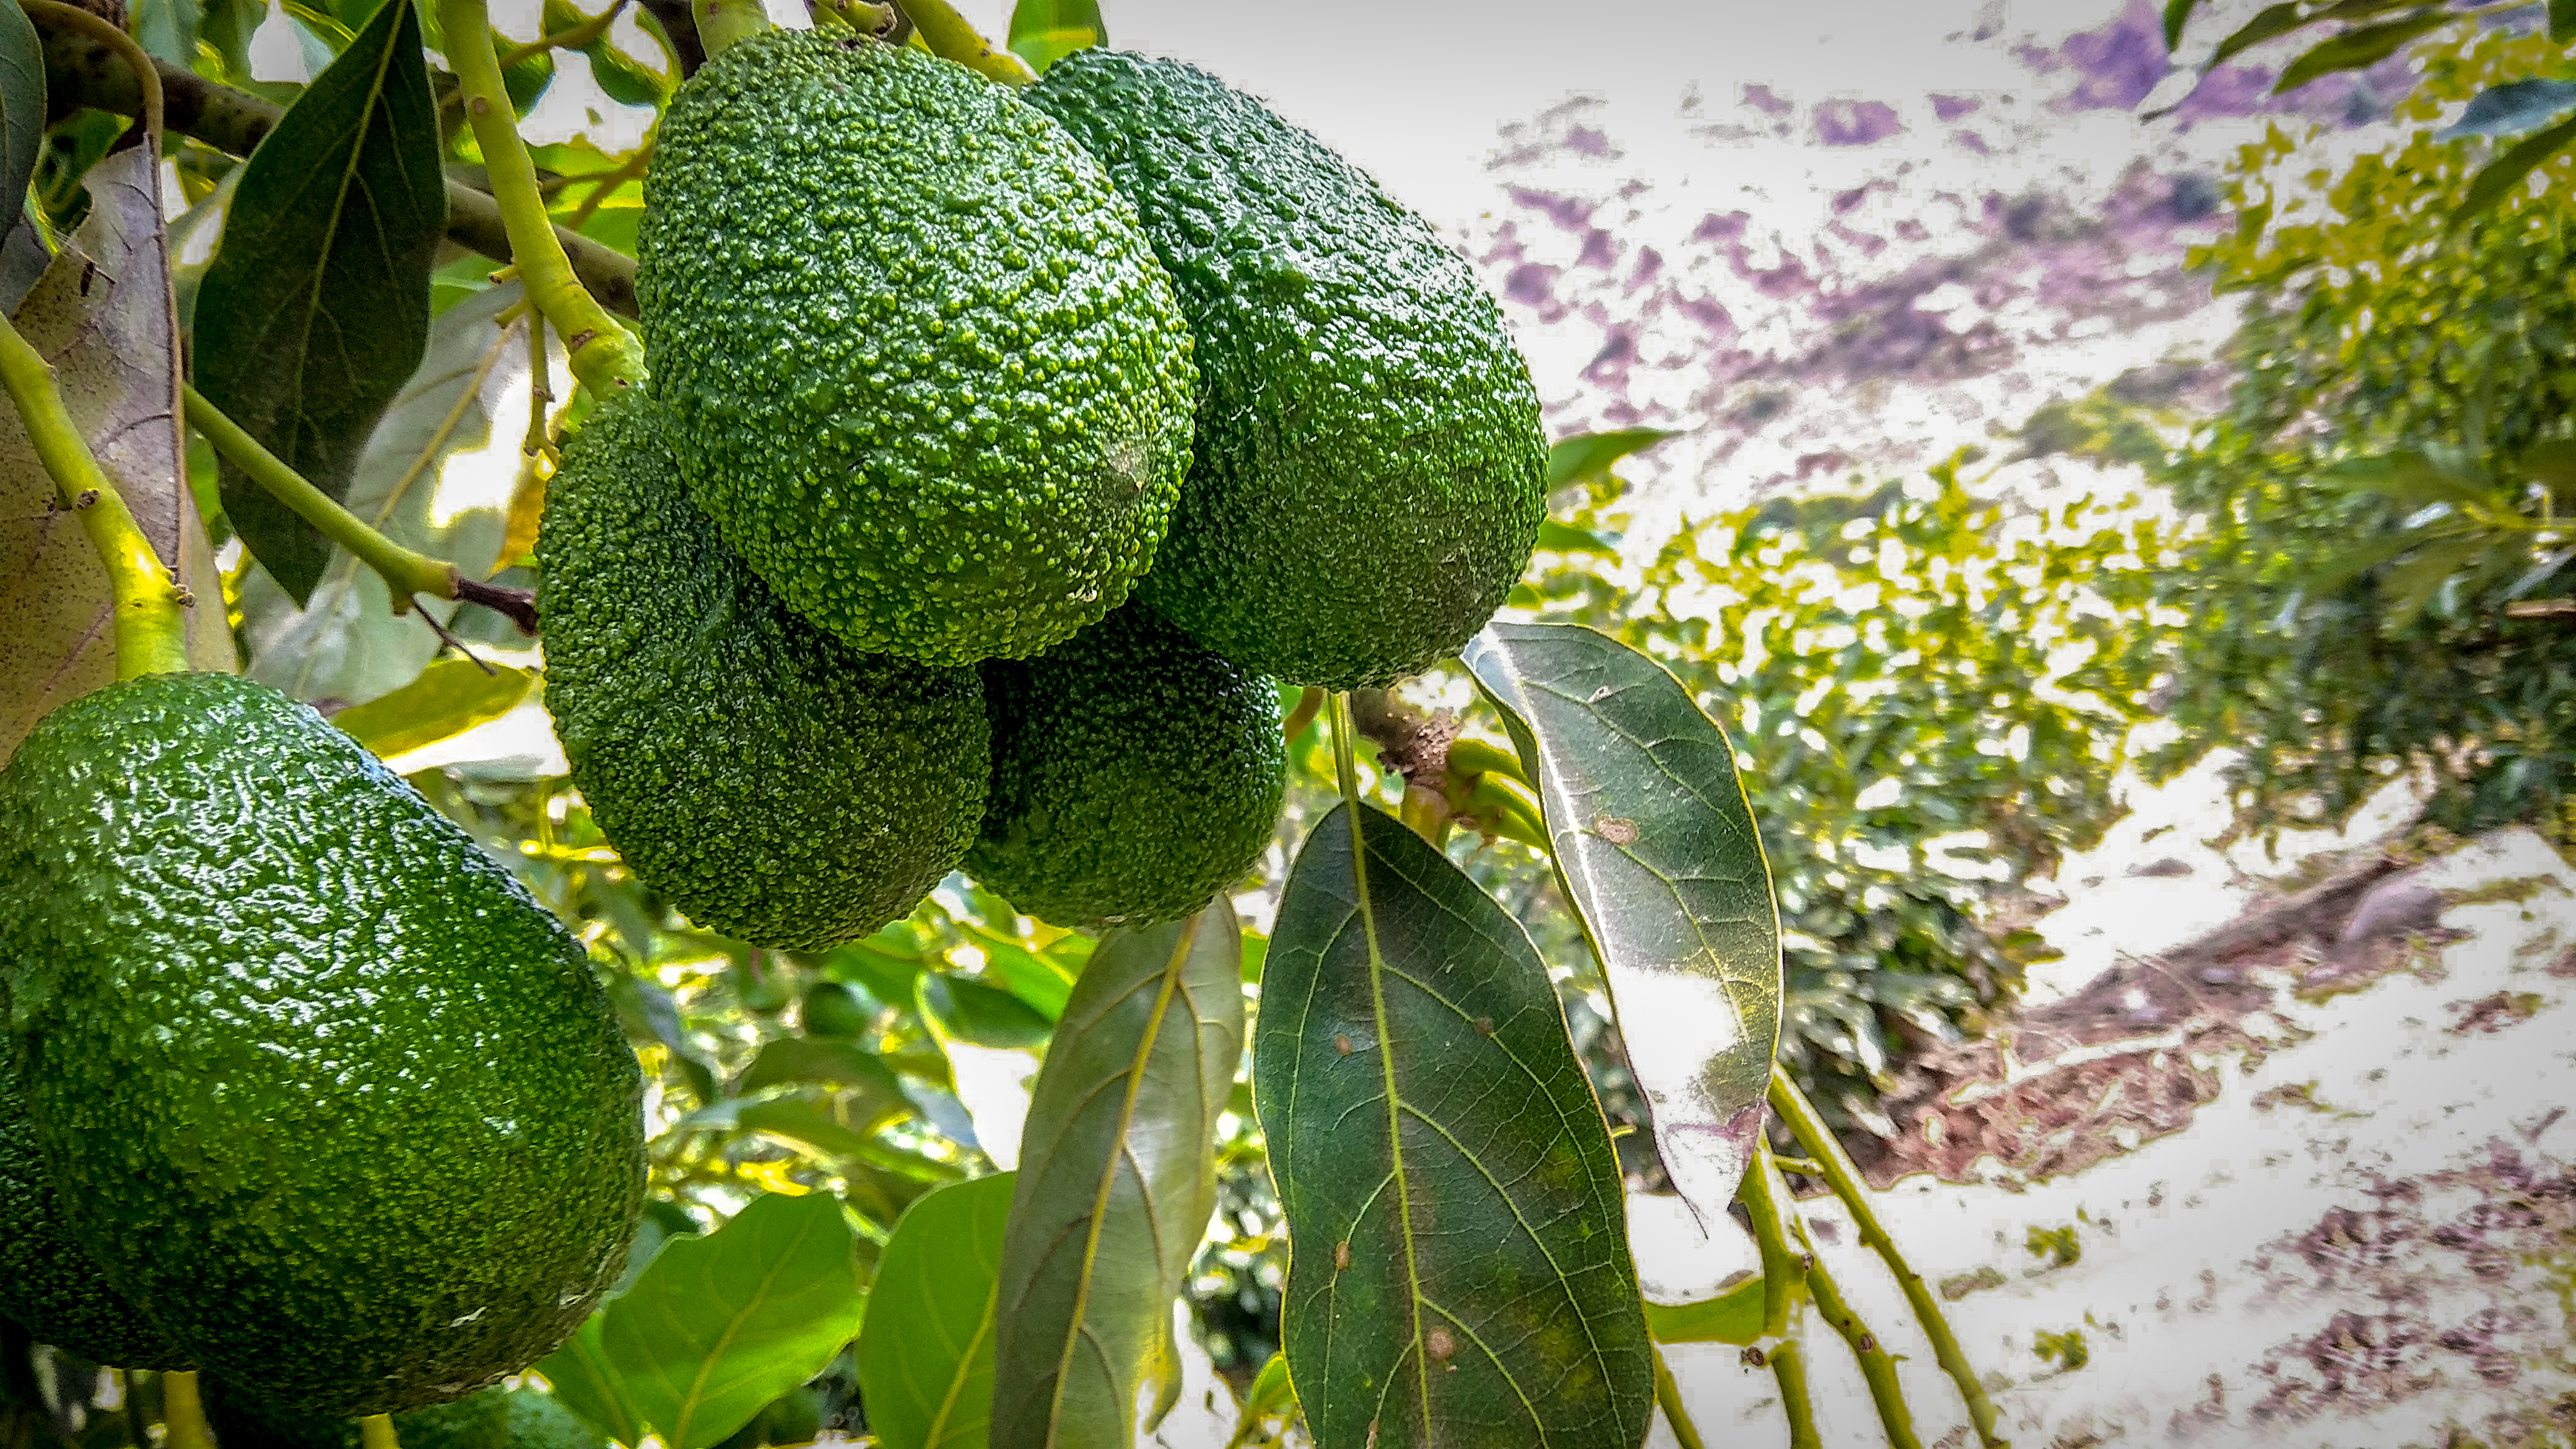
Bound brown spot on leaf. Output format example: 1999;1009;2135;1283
1473;1017;1494;1036
1427;1326;1456;1361
1334;1240;1351;1271
1334;1033;1353;1056
1592;815;1640;846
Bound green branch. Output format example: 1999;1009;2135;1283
1795;1214;1922;1448
182;383;539;633
1770;1067;2004;1447
496;0;630;69
436;0;646;396
1736;1147;1823;1449
900;0;1035;84
0;316;193;680
1652;1347;1709;1449
1767;1335;1822;1449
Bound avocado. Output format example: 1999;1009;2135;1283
205;1382;607;1449
637;31;1198;667
1025;51;1548;690
0;1053;189;1368
0;671;645;1416
967;603;1285;926
538;391;990;950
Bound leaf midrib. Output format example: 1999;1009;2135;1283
661;1209;827;1448
1348;804;1434;1440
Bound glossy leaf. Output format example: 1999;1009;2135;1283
1253;802;1654;1449
238;282;552;707
2440;79;2576;138
328;657;533;759
1545;427;1677;489
1007;0;1105;71
921;973;1056;1049
991;903;1247;1449
857;1172;1016;1449
1643;1278;1765;1345
737;1036;910;1114
2452;112;2576;225
596;1191;869;1449
538;1316;649;1446
193;0;445;602
2272;9;2450;93
1;150;234;765
1465;622;1782;1231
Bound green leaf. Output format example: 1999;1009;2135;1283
1235;1354;1296;1436
537;1316;649;1446
991;903;1247;1449
193;0;445;603
2553;0;2573;43
2162;0;2201;48
736;1037;910;1117
2439;79;2576;139
129;0;199;67
1464;622;1782;1230
596;1191;869;1449
328;657;533;759
1534;519;1619;555
1;149;235;767
2207;2;2307;67
1544;427;1677;489
1007;0;1104;71
2451;112;2576;227
856;1172;1016;1449
1251;802;1655;1449
2271;9;2449;94
0;0;42;307
238;281;548;708
2312;450;2503;510
920;973;1056;1049
1643;1277;1765;1345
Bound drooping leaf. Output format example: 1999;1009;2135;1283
1252;801;1655;1449
1;149;234;765
1007;0;1104;71
2440;78;2576;139
991;902;1247;1449
1464;622;1782;1232
328;656;533;759
193;0;445;602
920;973;1056;1049
2452;112;2576;226
537;1316;650;1446
1545;427;1677;490
238;281;555;708
1642;1277;1765;1345
2271;8;2449;93
856;1172;1016;1449
596;1191;869;1449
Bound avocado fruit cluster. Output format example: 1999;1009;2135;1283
0;672;645;1415
560;27;1543;937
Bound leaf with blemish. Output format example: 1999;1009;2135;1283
1;146;234;764
857;1172;1016;1449
1464;621;1781;1235
990;902;1246;1449
1253;802;1653;1449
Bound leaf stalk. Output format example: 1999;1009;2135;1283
436;0;646;396
0;315;193;680
182;383;539;633
897;0;1036;84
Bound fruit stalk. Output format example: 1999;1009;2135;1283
688;0;767;55
160;1371;214;1449
435;0;645;395
0;315;193;680
1769;1066;2004;1447
181;383;540;633
897;0;1035;84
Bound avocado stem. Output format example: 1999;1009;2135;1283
359;1412;402;1449
690;0;770;56
437;0;648;398
897;0;1036;84
181;383;541;636
0;315;194;681
495;0;632;70
159;1371;215;1449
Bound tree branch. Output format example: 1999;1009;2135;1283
39;29;641;319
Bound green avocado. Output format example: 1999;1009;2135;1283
1026;51;1549;690
967;603;1285;926
637;30;1198;667
0;1052;188;1368
205;1381;608;1449
0;671;645;1417
538;390;990;950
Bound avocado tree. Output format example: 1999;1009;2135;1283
0;1;2011;1447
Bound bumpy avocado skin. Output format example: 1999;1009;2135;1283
1027;51;1549;690
638;31;1198;667
967;603;1285;926
206;1382;606;1449
0;672;645;1417
539;391;990;949
0;1055;189;1368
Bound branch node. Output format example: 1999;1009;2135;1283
454;575;541;635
